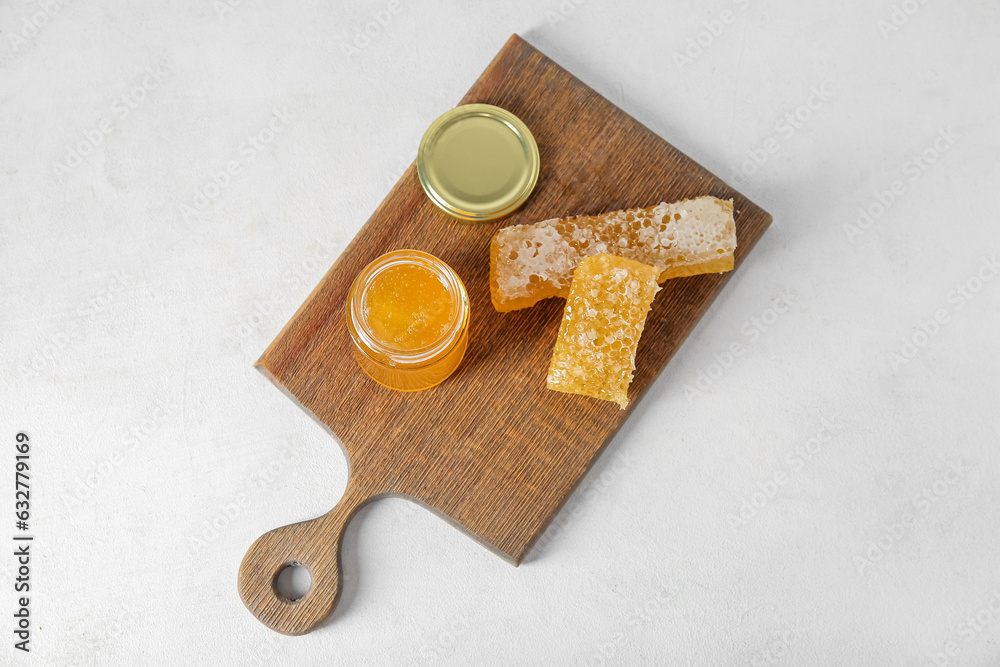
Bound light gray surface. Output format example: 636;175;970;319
3;0;999;664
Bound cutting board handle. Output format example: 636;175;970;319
238;481;369;635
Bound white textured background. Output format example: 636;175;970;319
3;0;999;664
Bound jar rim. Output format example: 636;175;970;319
346;250;469;368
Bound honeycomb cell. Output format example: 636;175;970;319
490;196;736;312
546;254;661;409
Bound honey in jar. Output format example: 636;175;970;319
346;250;469;391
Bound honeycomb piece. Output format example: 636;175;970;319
546;254;661;409
490;196;736;312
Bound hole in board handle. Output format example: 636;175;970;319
274;562;312;602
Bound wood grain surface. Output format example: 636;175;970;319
239;33;772;635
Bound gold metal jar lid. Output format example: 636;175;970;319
417;104;539;221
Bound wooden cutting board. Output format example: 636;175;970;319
239;33;772;635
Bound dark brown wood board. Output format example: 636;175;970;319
239;33;772;635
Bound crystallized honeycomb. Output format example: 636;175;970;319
490;196;736;312
546;254;661;409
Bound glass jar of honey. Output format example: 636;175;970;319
346;250;470;391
